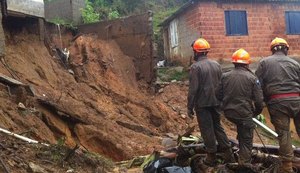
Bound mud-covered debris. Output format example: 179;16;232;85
28;162;47;173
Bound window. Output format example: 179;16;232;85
169;19;178;48
225;11;248;36
285;11;300;34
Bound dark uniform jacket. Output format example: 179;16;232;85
255;52;300;103
217;67;264;118
187;56;221;110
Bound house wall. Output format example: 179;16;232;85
7;0;44;18
71;0;85;24
165;1;300;65
78;12;155;83
45;0;84;25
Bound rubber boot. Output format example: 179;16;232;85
280;161;294;173
204;153;217;166
223;148;235;163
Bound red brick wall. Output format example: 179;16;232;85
166;1;300;65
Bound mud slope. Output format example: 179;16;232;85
0;21;188;161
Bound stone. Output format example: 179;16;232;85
66;169;75;173
161;137;177;148
17;102;26;110
68;69;75;75
181;114;187;119
158;88;164;93
28;162;47;173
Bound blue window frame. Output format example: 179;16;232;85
225;11;248;36
285;11;300;35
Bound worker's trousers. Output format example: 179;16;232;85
224;110;255;164
195;107;231;153
268;98;300;161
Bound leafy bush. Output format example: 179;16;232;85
81;0;100;24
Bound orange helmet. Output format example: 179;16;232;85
192;38;210;53
270;37;289;51
232;48;251;65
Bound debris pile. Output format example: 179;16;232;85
0;21;190;163
0;130;114;173
121;128;300;173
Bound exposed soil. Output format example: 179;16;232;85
0;19;187;165
0;18;299;173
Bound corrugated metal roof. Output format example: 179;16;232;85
160;0;300;27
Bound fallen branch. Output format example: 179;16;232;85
0;127;49;146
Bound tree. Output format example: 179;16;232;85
81;0;100;23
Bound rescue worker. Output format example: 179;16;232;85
187;38;234;166
217;48;264;165
255;37;300;173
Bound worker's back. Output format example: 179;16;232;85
255;52;300;99
188;58;221;109
218;66;263;118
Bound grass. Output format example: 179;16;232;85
157;67;189;82
292;139;300;147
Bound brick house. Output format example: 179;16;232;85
160;0;300;65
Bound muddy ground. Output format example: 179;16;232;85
0;19;299;173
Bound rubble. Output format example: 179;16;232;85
28;162;47;173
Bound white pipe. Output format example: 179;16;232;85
0;127;49;146
252;117;278;137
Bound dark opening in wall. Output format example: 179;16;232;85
3;16;39;35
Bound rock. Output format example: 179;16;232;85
68;69;75;75
28;162;47;173
158;88;164;93
171;79;177;83
165;133;177;139
161;137;177;148
181;114;187;119
66;169;75;173
17;102;26;110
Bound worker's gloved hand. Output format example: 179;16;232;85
187;109;194;119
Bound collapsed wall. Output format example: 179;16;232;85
78;12;155;83
0;16;188;161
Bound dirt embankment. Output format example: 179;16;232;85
0;18;189;164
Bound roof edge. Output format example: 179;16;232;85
159;0;300;27
159;1;195;27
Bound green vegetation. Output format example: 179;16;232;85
157;67;189;82
82;0;187;22
81;0;100;23
49;17;77;30
292;138;300;147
